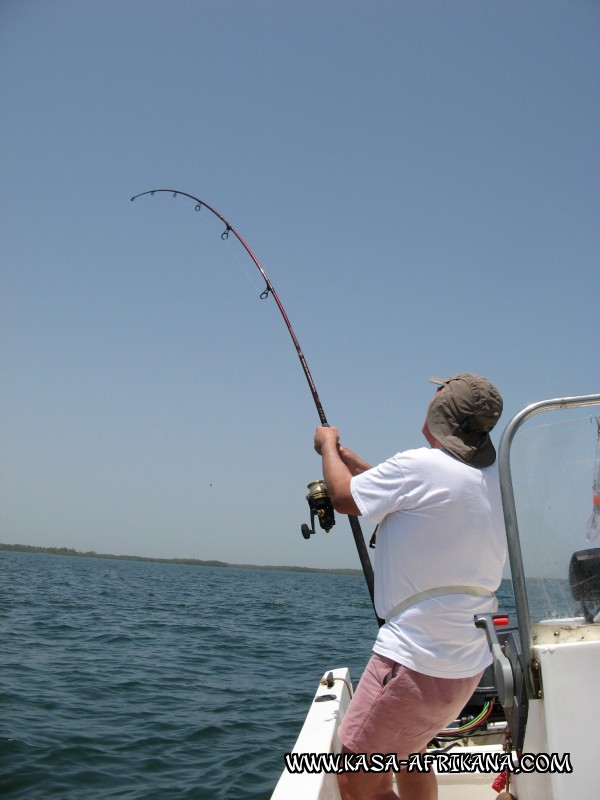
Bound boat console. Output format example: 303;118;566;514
492;393;600;799
473;614;528;751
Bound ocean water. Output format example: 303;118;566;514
1;551;516;800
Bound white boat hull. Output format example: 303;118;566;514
271;668;351;800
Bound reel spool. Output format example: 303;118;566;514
301;480;335;539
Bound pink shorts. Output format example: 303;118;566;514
338;653;483;761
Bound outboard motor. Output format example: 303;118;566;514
569;547;600;623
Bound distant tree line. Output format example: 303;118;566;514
0;542;360;575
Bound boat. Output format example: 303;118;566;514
271;392;600;799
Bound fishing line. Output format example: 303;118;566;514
132;189;326;422
131;189;379;620
194;205;265;296
216;229;297;369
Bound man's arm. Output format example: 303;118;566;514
314;427;362;516
337;445;372;476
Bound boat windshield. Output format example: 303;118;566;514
508;406;600;624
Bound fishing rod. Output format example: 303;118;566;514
131;189;380;621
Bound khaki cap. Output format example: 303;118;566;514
426;373;503;467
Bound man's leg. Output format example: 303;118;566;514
337;750;397;800
396;766;437;800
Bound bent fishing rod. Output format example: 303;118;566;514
131;189;380;622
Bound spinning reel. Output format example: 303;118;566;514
301;480;335;539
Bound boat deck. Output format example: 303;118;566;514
271;669;508;800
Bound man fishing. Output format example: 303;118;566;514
313;373;507;800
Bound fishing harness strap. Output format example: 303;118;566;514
384;586;497;624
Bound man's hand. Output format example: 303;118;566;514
313;426;361;516
314;426;340;455
314;428;371;476
338;445;372;476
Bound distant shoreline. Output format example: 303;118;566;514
0;542;362;576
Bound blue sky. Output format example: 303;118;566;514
1;1;598;571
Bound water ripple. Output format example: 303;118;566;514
1;552;515;799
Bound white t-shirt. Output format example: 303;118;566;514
351;447;506;679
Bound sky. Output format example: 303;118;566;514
1;0;599;575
